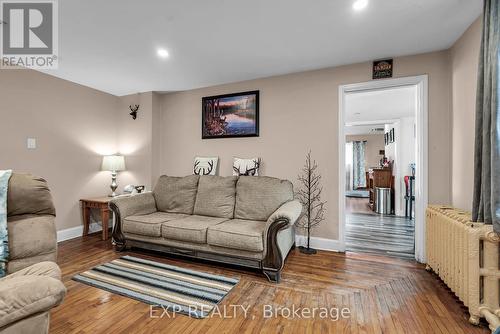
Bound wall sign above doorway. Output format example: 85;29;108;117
373;59;393;79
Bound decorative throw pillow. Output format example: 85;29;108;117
232;157;261;176
0;169;12;278
193;157;218;176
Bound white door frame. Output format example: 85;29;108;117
338;75;429;263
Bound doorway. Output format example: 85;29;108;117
338;76;428;262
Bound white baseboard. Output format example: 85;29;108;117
57;223;102;242
295;235;344;252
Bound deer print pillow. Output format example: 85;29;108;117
193;157;218;176
232;157;261;176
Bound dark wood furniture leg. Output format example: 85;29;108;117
110;202;127;250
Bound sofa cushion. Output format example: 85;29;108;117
161;215;228;244
207;219;266;252
7;173;55;217
153;175;200;214
123;212;187;237
193;176;238;218
7;215;57;260
234;176;293;221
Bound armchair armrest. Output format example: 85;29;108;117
0;276;66;328
262;200;302;282
109;193;157;251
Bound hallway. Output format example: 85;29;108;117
346;213;415;259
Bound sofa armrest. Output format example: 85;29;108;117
266;200;302;227
0;276;66;328
109;192;157;218
262;200;302;282
109;193;157;250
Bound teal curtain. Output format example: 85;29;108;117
472;0;500;231
352;141;366;189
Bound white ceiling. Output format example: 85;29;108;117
41;0;481;96
345;85;417;124
345;124;385;136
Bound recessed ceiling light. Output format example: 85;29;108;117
157;48;169;59
353;0;368;11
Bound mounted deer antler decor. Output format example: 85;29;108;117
193;157;218;175
129;104;139;120
295;150;326;255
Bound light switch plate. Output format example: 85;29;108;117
27;138;36;149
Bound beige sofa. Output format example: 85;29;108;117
0;174;66;334
110;175;302;282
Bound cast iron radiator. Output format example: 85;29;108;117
426;205;500;332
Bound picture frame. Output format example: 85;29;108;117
202;91;259;139
390;128;395;143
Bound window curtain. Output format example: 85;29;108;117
345;142;354;191
472;0;500;232
352;141;366;189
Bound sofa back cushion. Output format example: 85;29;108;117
7;173;55;217
194;176;238;218
234;176;293;221
153;175;200;214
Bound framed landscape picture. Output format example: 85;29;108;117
202;91;259;139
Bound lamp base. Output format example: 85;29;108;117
109;171;118;197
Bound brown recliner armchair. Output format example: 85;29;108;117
6;174;58;272
0;173;66;334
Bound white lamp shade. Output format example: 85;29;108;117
101;155;126;172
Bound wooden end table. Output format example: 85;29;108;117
80;197;112;240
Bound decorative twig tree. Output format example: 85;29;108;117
296;151;326;254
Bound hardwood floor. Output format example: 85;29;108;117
346;213;415;259
50;233;489;334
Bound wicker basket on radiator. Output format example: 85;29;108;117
426;205;500;332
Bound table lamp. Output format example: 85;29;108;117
101;155;126;197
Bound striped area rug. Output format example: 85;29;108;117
72;255;239;318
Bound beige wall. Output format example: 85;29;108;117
346;134;385;170
0;69;119;231
0;70;160;232
450;17;482;211
117;92;162;191
159;50;453;240
0;17;480;238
